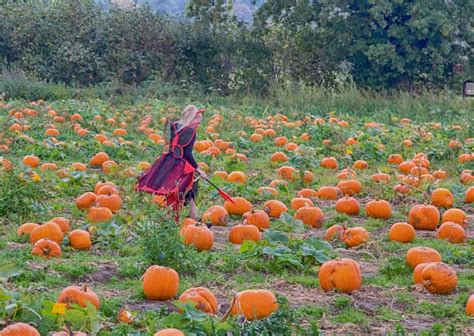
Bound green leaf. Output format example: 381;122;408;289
264;229;289;245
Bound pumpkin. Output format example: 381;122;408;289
290;197;313;210
102;160;118;174
466;294;474;316
180;223;214;251
365;199;392;219
431;188;454;208
50;217;70;233
421;262;457;294
303;170;314;184
213;171;228;179
441;208;467;227
274;136;288;146
324;224;345;242
371;173;390;183
335;197;360;216
437;222;466;243
432;170;447;179
69;229;92;250
294;206;324;228
96;193;123;212
277;166;296;181
352;160;368;170
413;262;430;284
227;171;246;184
263;200;288;218
30;222;63;244
406;247;442;269
90;152;109;166
297;188;318;198
318;186;342;200
75;192;97;209
229;223;261;244
58;284;100;308
466;187;474;203
343;227;369;247
179;287;218;314
387;154;403;164
337;179;362;195
51;330;87;336
154;329;184;336
40;162;58;171
18;223;40;236
0;323;40;336
398;161;416;174
408;204;440;230
31;238;62;258
224;197;252;217
117;308;133;324
388;222;416;243
202;205;229;226
318;258;362;293
94;181;117;194
87;206;113;223
230;289;278;321
243;210;270;230
22;155;40;168
257;187;278;195
142;265;179;300
320;157;338;169
270;152;288;163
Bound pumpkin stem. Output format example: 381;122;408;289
221;294;237;322
42;248;51;256
81;284;88;292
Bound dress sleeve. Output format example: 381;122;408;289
183;131;198;168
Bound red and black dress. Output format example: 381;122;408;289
137;121;199;211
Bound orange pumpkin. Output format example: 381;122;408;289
50;217;70;233
86;206;113;223
465;187;474;203
343;227;369;247
227;171;246;184
30;222;63;244
270;152;288;163
179;287;218;314
297;188;318;198
437;222;466;243
96;193;123;212
318;258;362;293
324;224;345;242
337;179;362;195
181;223;214;251
320;157;338;169
365;200;392;219
294;206;324;228
290;197;313;210
466;294;474;316
278;166;296;180
263;200;288;218
398;161;416;174
387;154;403;164
0;323;40;336
229;224;261;244
224;197;252;217
58;284;100;308
335;197;360;216
431;188;454;208
89;152;109;166
318;186;342;200
421;262;457;294
371;173;390;183
202;205;229;226
69;229;92;250
441;208;467;227
413;262;430;284
31;238;62;258
388;222;416;243
75;192;97;209
406;247;442;269
352;160;368;170
408;204;440;230
18;223;40;237
243;210;270;230
142;265;179;300
22;155;40;168
230;290;278;321
154;329;184;336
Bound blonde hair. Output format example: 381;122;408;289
177;105;200;129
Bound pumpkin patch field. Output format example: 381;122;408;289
0;98;473;335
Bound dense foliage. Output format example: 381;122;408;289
1;0;472;94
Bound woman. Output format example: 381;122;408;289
137;105;206;219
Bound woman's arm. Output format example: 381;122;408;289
183;133;199;168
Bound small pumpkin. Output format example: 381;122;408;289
229;223;261;244
318;258;362;293
324;224;345;242
387;154;404;164
406;247;442;269
0;323;40;336
227;171;246;184
270;152;288;163
335;197;360;216
297;188;318;198
343;227;369;247
277;166;296;180
365;199;392;219
465;187;474;203
431;188;454;208
202;205;229;226
229;289;278;321
352;160;368;170
154;329;184;336
290;197;313;210
179;287;218;314
142;265;179;300
224;197;252;217
263;200;288;218
22;155;40;168
318;186;342;200
413;262;430;284
86;206;113;223
31;238;62;258
75;192;97;209
320;157;338;169
466;294;474;316
421;262;457;294
69;229;92;250
50;217;71;233
243;210;270;230
294;206;324;228
90;152;109;166
96;193;122;212
388;222;416;243
408;204;440;230
337;179;362;195
441;208;467;227
30;222;63;244
181;223;214;251
436;222;466;243
18;223;40;237
58;284;100;308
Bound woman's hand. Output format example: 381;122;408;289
196;168;207;179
